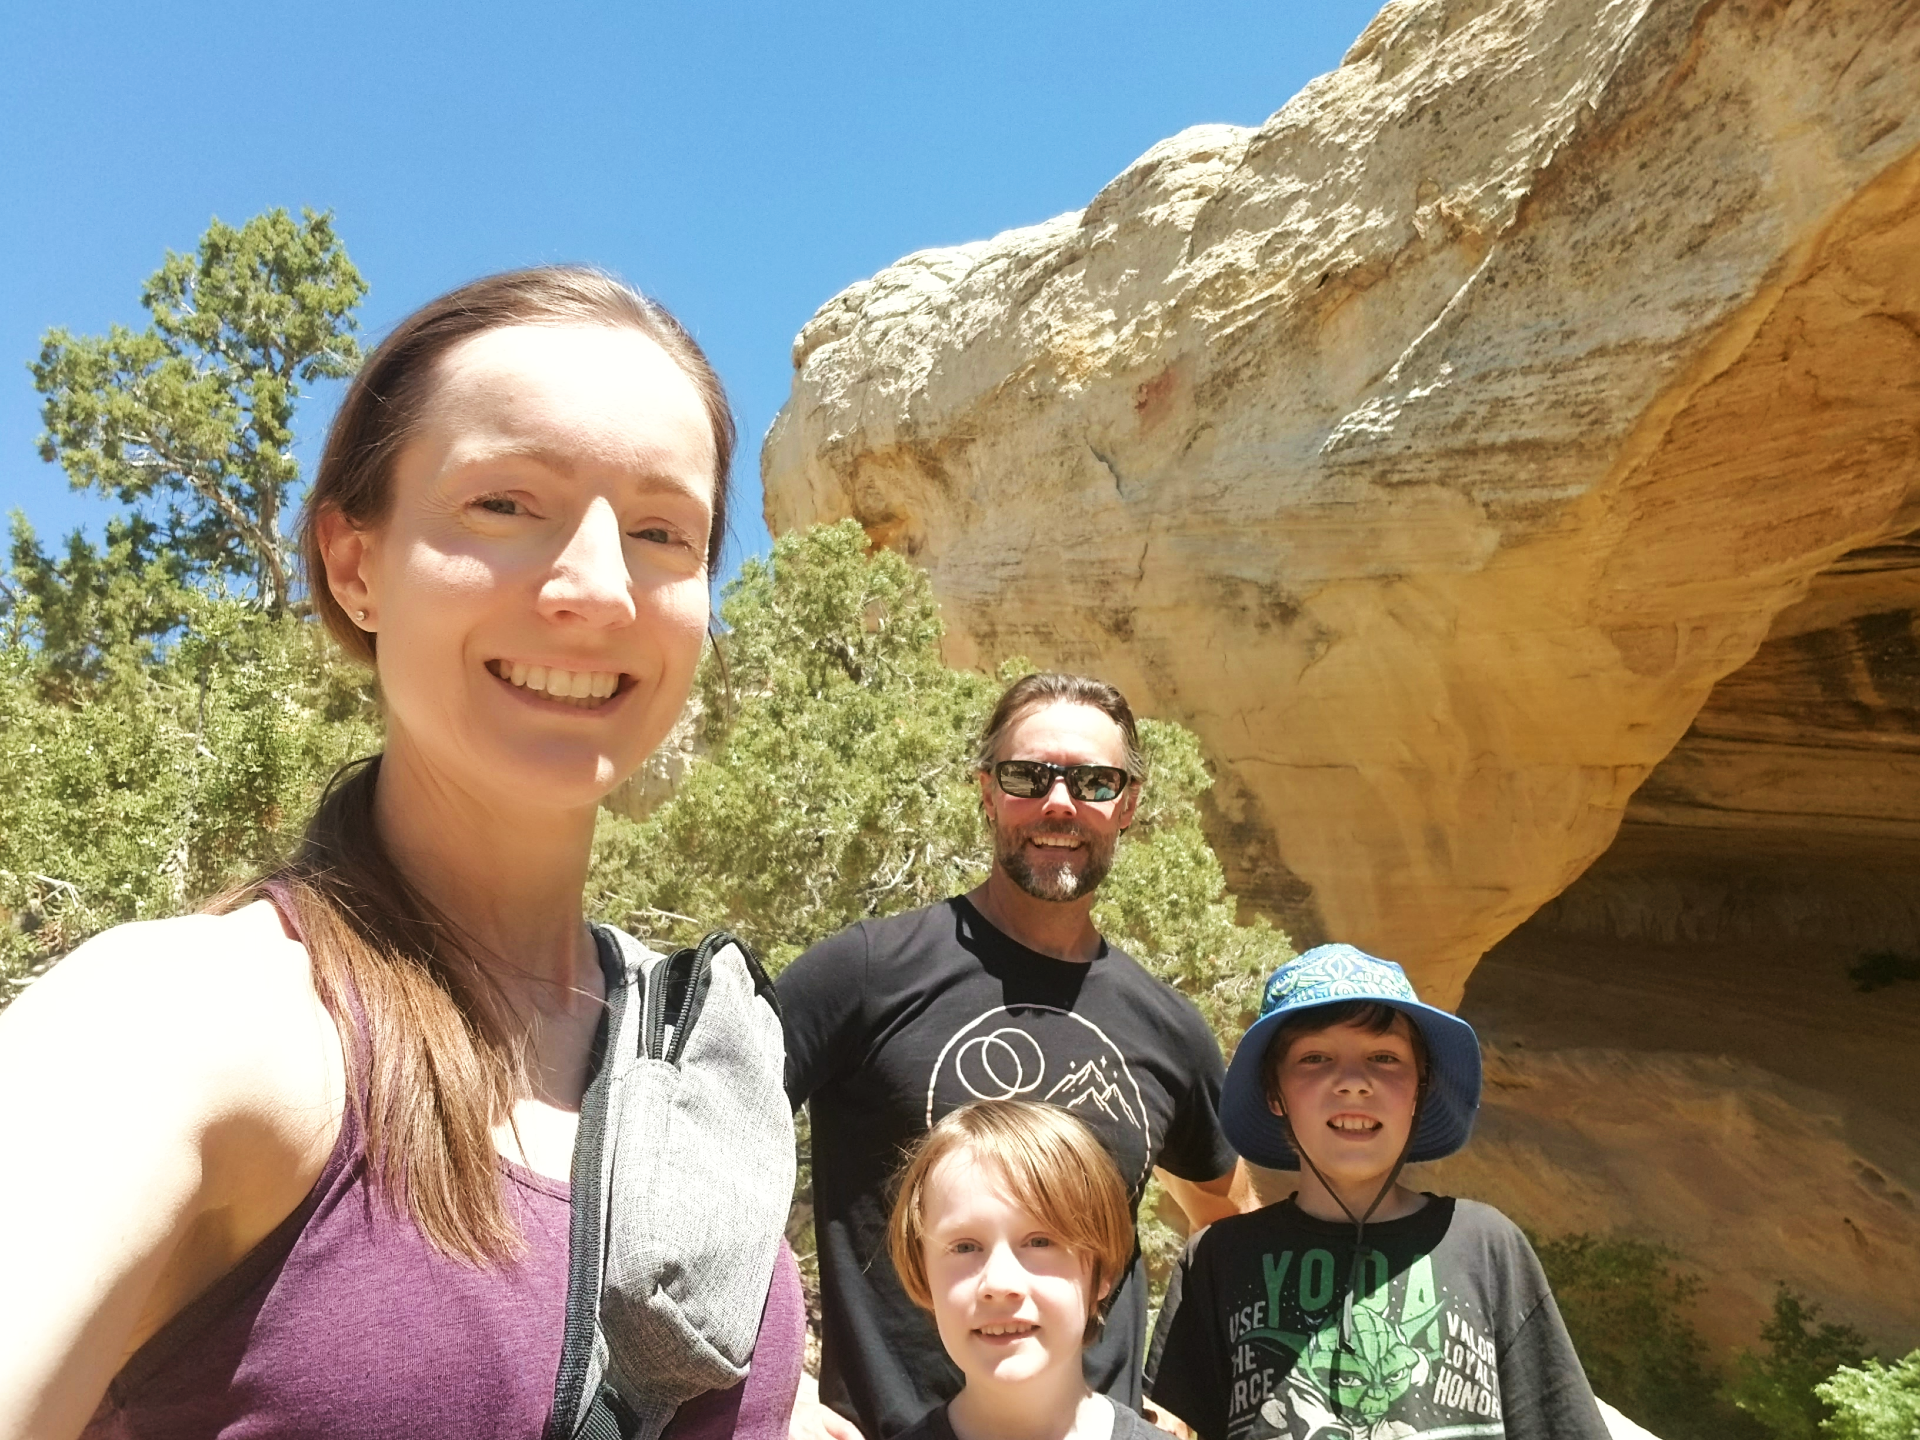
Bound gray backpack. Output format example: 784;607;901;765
545;928;796;1440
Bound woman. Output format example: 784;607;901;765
0;269;805;1440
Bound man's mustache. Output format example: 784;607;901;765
1017;823;1088;843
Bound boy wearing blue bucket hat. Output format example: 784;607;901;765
1144;945;1607;1440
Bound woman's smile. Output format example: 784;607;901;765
486;658;631;710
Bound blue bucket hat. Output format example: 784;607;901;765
1222;944;1482;1171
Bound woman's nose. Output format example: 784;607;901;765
540;498;637;626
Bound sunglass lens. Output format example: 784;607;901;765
1071;767;1126;801
995;762;1050;797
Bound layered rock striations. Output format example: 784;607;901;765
762;0;1920;1006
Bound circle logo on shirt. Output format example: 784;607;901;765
925;1004;1153;1183
955;1026;1047;1100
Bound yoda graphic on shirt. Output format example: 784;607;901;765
1258;1300;1442;1440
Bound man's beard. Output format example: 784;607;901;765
995;821;1118;902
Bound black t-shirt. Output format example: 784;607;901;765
781;896;1239;1440
1146;1196;1610;1440
894;1397;1166;1440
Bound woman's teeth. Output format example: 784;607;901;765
494;661;621;707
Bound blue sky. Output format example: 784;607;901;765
0;0;1383;584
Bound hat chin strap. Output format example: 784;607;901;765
1278;1084;1424;1350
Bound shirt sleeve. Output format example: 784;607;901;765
1145;1236;1230;1440
1152;995;1238;1184
1496;1272;1612;1440
774;922;870;1109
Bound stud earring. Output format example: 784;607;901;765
356;609;369;624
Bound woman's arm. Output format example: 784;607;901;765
0;903;343;1440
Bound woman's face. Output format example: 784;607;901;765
326;322;716;815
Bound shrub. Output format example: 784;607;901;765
1817;1350;1920;1440
0;599;377;999
1532;1232;1755;1440
1725;1286;1872;1440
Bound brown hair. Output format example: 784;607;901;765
300;265;736;663
1262;1001;1430;1112
888;1101;1134;1344
973;672;1147;781
232;268;735;1265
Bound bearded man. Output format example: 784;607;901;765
781;672;1253;1440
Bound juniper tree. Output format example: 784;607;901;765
30;208;365;616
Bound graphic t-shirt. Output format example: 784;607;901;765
1146;1197;1609;1440
780;896;1239;1440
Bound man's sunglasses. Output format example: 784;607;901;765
991;760;1133;803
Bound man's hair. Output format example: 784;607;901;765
1262;1000;1431;1112
973;672;1147;780
888;1100;1134;1344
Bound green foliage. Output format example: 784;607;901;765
588;520;1290;1045
31;208;365;614
1135;1175;1190;1307
1848;951;1920;993
1726;1286;1873;1440
1532;1232;1754;1440
0;208;377;1001
1094;719;1285;1041
590;520;998;968
4;512;194;697
1817;1351;1920;1440
0;598;379;998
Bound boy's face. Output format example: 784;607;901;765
1268;1015;1422;1191
919;1149;1102;1392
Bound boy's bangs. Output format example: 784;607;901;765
984;1134;1132;1282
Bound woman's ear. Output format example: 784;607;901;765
315;507;378;626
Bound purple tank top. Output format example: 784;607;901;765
83;971;806;1439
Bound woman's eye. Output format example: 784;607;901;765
475;495;522;517
628;524;680;545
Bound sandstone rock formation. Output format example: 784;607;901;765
1407;920;1920;1359
762;0;1920;1008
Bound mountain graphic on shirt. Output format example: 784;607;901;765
1045;1056;1141;1128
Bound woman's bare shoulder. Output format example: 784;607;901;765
0;903;347;1432
1;900;342;1120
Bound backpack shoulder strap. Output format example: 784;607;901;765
548;926;789;1440
546;926;653;1440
